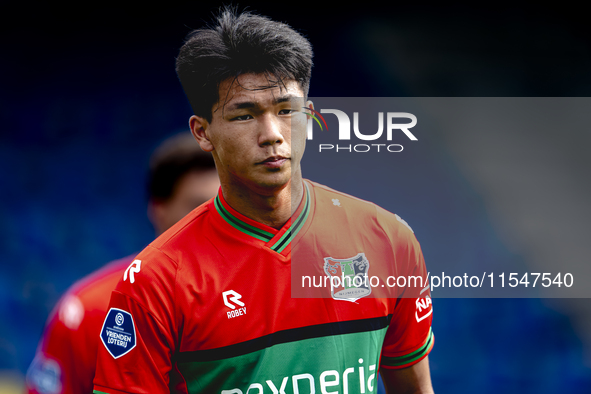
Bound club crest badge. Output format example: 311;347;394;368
323;252;371;301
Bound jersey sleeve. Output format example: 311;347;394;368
24;295;94;394
378;211;434;370
93;247;178;394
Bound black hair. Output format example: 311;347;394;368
175;7;313;122
148;133;216;201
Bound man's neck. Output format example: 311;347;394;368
221;176;304;230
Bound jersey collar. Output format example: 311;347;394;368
213;182;311;254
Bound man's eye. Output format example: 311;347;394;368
279;109;295;115
231;114;253;121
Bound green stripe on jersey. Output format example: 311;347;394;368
215;183;311;252
214;196;275;242
270;183;311;253
380;328;433;368
177;328;387;394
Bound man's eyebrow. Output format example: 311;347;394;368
273;94;300;105
228;101;257;110
227;95;301;110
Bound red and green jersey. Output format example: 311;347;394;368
25;255;136;394
93;180;433;394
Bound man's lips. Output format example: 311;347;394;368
257;156;289;167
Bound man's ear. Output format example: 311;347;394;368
189;115;214;152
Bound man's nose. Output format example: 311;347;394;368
258;114;285;146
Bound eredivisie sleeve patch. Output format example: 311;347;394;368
100;308;136;359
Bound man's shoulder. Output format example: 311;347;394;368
307;179;411;225
150;197;214;250
73;255;134;302
124;199;215;278
68;255;133;297
50;255;135;332
307;179;375;206
113;199;214;283
306;179;416;244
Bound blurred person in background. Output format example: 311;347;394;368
23;132;220;394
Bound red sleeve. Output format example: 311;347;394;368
25;258;131;394
24;294;95;394
93;247;178;394
379;214;434;370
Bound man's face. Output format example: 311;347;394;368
150;169;220;235
190;73;309;193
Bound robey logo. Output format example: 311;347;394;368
304;107;418;153
123;260;141;283
222;290;246;319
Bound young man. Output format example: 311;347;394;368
93;9;434;394
24;133;219;394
